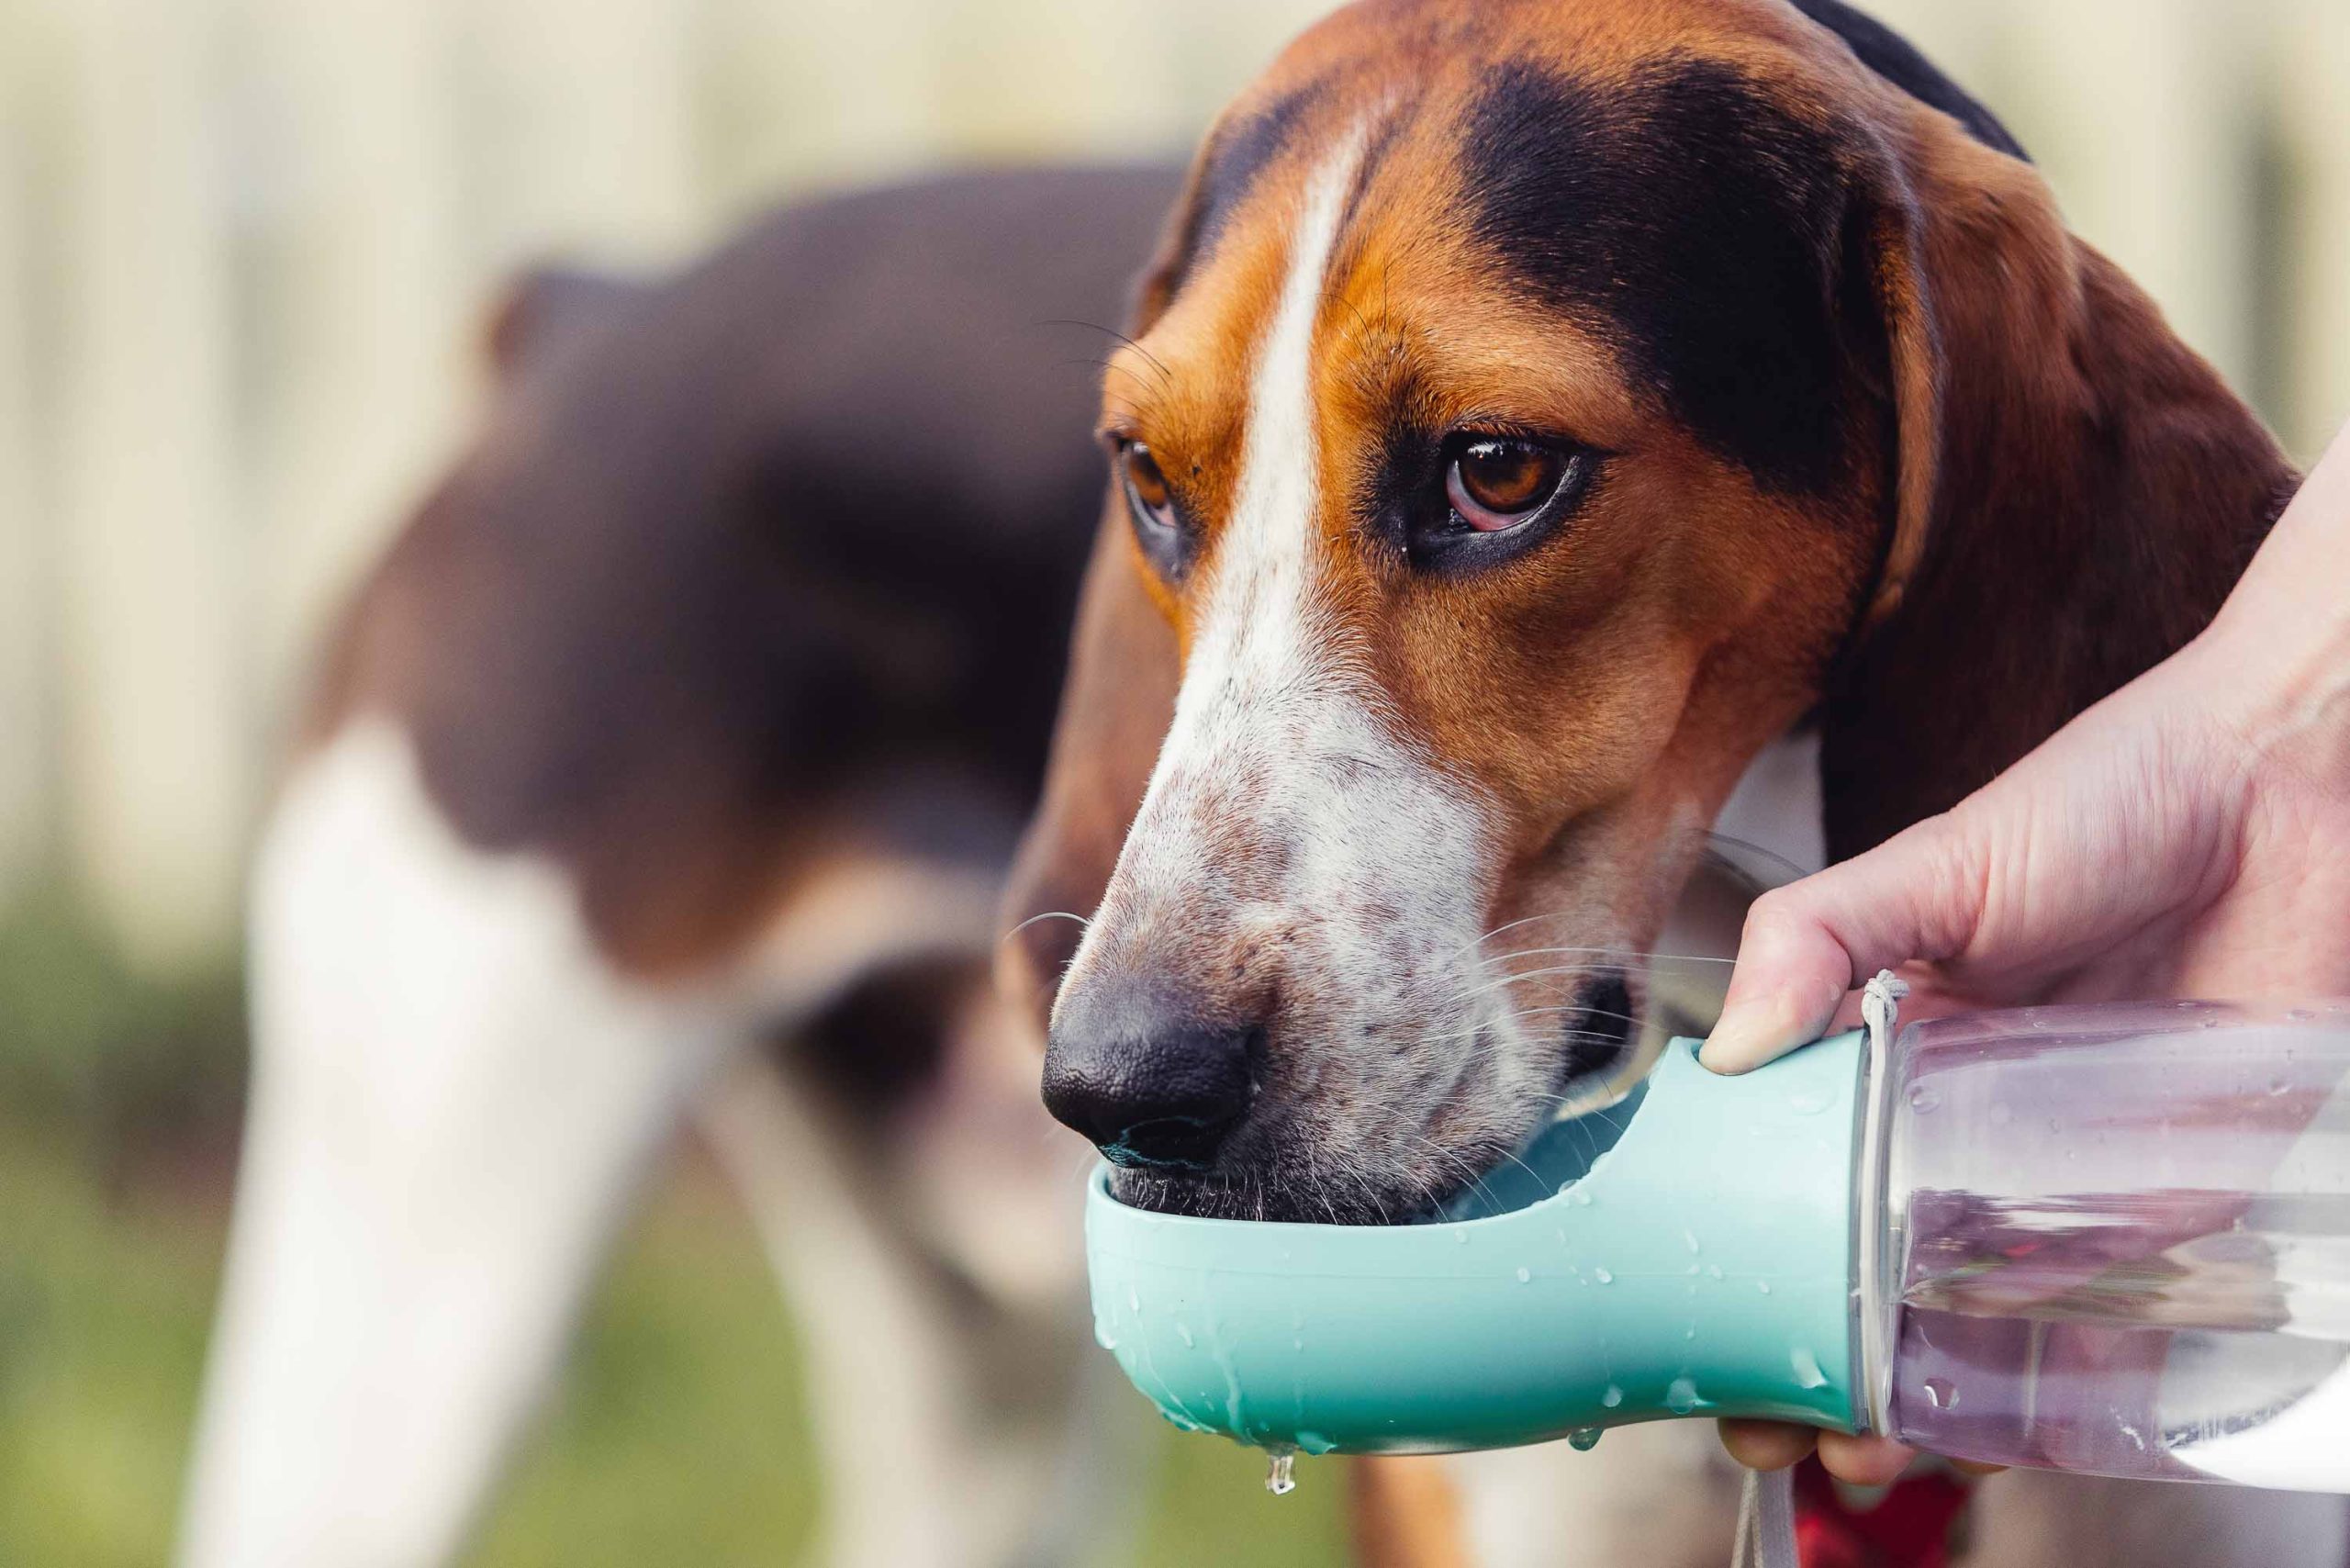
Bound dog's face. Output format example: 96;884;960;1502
1013;0;2181;1223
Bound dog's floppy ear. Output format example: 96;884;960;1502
997;508;1179;1028
1819;109;2296;858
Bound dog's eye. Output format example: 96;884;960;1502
1446;437;1571;531
1121;442;1178;535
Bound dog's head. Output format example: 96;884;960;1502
1003;0;2288;1220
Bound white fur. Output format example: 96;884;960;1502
1060;135;1535;1190
178;722;738;1568
178;719;1126;1568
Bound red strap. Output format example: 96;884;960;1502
1791;1457;1971;1568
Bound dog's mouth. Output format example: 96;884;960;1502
1107;971;1639;1226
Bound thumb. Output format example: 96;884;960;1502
1700;812;1985;1074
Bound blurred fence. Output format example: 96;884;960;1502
0;0;2344;974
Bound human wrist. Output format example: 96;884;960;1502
2191;578;2350;783
2192;431;2350;765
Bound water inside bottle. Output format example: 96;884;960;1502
1880;1007;2350;1492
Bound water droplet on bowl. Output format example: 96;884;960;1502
1295;1431;1336;1456
1787;1089;1831;1115
1707;1263;1723;1279
1906;1084;1942;1112
1593;1266;1614;1284
1922;1376;1957;1410
1094;1321;1118;1350
1684;1325;1696;1339
1683;1229;1701;1254
1176;1322;1195;1348
1128;1286;1141;1313
1569;1427;1603;1451
1602;1384;1624;1408
1756;1281;1772;1294
1516;1267;1532;1283
2267;1080;2290;1096
1666;1376;1699;1414
1568;1189;1594;1207
1790;1347;1828;1389
1265;1446;1297;1496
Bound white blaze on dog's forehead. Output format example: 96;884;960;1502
1066;126;1496;1061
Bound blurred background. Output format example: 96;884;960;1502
1;0;2346;1563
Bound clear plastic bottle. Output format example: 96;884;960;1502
1866;1001;2350;1489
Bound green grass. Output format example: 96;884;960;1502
0;1137;218;1567
0;888;245;1170
0;1132;1346;1567
0;890;1346;1565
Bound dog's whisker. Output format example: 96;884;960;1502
1437;910;1580;960
1442;966;1617;1007
1413;1014;1635;1048
1000;909;1091;944
1475;945;1734;970
1444;962;1671;1009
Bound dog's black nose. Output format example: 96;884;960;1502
1042;994;1256;1170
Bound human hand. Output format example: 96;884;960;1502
1705;426;2350;1481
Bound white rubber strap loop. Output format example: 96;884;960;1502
1732;1465;1801;1568
1855;969;1908;1434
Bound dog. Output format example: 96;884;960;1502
1002;2;2350;1563
176;164;1184;1568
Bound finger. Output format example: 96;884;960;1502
1701;816;1982;1074
1715;1419;1818;1472
1816;1430;1916;1486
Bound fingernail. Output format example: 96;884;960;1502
1699;1007;1774;1074
1703;978;1844;1074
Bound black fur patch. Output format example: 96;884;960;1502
1158;86;1320;299
1460;57;1868;496
1786;0;2029;162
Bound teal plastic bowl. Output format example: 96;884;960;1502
1083;1034;1869;1454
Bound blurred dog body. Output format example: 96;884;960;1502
177;166;1181;1568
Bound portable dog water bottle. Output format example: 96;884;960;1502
1085;986;2350;1491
